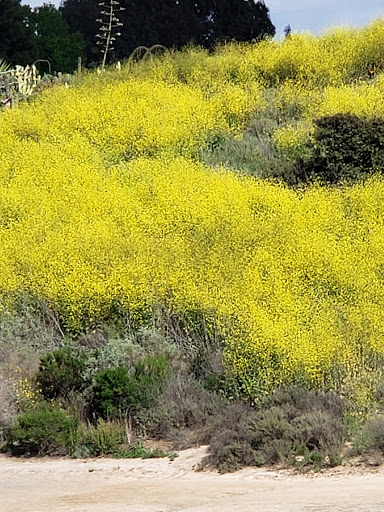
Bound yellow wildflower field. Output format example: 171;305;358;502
2;19;384;395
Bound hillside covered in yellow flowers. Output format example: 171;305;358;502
2;19;384;402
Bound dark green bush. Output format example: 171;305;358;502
294;113;384;185
92;366;140;419
6;404;77;456
36;347;89;400
92;355;169;419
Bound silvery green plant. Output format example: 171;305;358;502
1;64;40;108
14;65;40;98
96;0;125;71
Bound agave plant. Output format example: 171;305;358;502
0;58;11;74
96;0;125;71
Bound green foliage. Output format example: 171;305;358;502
75;418;125;456
92;355;169;419
134;354;169;402
37;347;89;400
0;0;38;66
201;131;283;177
0;1;83;72
295;113;384;185
6;404;77;456
355;416;384;453
92;366;137;419
61;0;275;65
32;4;84;73
0;58;11;74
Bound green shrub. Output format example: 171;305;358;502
5;404;77;456
74;419;126;457
200;128;289;179
92;366;139;419
113;443;176;459
92;355;169;419
294;113;384;185
134;354;169;402
36;347;89;400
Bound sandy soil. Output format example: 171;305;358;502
2;446;384;512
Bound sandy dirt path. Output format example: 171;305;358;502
1;446;384;512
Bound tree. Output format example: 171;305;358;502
61;0;101;65
196;0;275;47
284;24;292;38
61;0;275;65
151;0;201;48
0;0;37;66
32;4;85;73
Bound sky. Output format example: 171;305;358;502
22;0;384;38
267;0;384;38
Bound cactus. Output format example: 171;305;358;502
1;64;40;108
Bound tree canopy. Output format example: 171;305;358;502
0;0;38;66
0;0;275;69
61;0;276;65
0;0;84;72
32;4;85;73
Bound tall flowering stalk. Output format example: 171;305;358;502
96;0;125;71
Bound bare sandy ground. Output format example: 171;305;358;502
2;446;384;512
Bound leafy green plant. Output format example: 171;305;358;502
5;404;77;456
36;347;89;400
92;366;138;419
294;113;384;185
92;355;168;419
75;418;126;456
134;354;169;405
0;58;11;73
113;443;176;459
